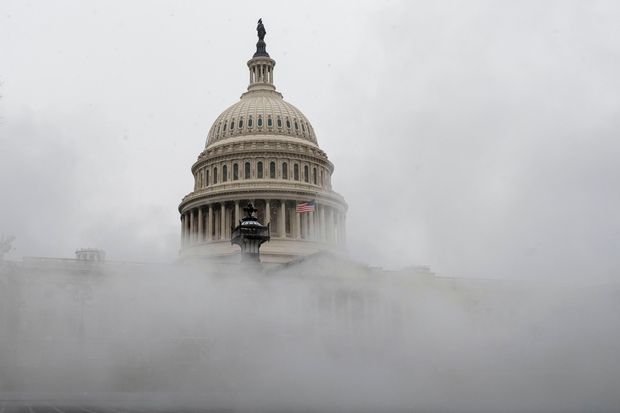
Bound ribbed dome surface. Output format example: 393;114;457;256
206;90;317;147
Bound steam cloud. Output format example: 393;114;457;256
1;259;619;412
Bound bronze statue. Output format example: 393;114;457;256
253;18;269;58
257;18;266;41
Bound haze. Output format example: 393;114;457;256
2;2;620;412
1;3;619;274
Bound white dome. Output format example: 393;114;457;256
179;22;347;265
206;90;317;147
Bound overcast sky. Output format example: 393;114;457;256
1;0;619;281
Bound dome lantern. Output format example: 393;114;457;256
247;19;276;92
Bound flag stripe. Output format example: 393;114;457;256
296;200;316;213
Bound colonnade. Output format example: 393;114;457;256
180;199;346;247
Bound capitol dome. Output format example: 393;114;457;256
178;20;347;264
206;90;318;146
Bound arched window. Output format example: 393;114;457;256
222;164;228;182
282;162;288;179
313;167;317;185
223;122;227;132
213;166;218;184
245;162;251;179
320;169;323;187
206;169;209;186
217;123;221;134
269;161;276;178
257;116;263;127
267;116;273;127
304;165;309;182
294;164;299;181
257;161;263;179
286;118;291;129
248;116;253;128
277;117;282;128
294;120;299;130
233;163;239;180
301;122;306;132
230;119;235;131
239;118;243;129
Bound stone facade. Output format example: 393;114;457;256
178;32;347;263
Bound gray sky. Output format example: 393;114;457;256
1;0;619;281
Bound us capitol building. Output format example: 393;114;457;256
178;20;348;264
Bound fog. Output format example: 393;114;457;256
1;0;620;411
2;260;619;412
2;1;620;279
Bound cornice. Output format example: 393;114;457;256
179;184;347;213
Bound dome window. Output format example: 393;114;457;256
304;165;309;182
230;119;235;131
258;116;263;127
286;119;291;129
213;167;218;184
222;164;228;182
248;116;253;128
239;118;244;129
313;167;317;185
294;120;299;130
257;161;263;179
206;169;209;186
269;161;276;179
294;164;299;181
223;122;227;132
277;117;282;128
233;163;239;180
244;162;251;179
217;123;221;134
267;116;273;127
282;162;288;179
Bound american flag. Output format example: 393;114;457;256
296;200;316;213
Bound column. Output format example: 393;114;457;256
189;209;195;244
335;212;342;245
320;205;326;242
295;210;301;239
208;205;213;241
186;213;191;244
225;206;231;239
301;213;306;239
235;201;240;225
328;208;335;243
265;200;271;224
220;203;226;240
181;215;186;247
309;210;315;241
341;213;347;245
198;207;203;243
279;200;286;238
